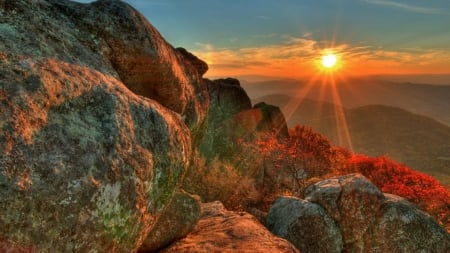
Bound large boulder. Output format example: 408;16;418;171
370;193;450;253
0;0;203;252
305;173;385;247
0;58;191;252
266;196;343;253
267;174;450;252
162;201;299;253
0;0;209;131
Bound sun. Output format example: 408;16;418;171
322;53;337;68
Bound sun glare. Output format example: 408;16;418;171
322;54;337;68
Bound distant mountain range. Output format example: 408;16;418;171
243;77;450;126
253;94;450;185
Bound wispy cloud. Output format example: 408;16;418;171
363;0;441;14
192;38;450;78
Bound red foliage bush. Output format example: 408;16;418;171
347;155;450;231
237;125;449;232
250;126;350;206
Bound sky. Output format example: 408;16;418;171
74;0;450;82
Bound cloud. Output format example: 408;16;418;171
363;0;441;14
192;38;450;78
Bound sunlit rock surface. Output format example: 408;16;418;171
0;0;208;131
161;201;299;253
0;0;202;251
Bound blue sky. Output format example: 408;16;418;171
74;0;450;79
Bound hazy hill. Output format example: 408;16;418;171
243;78;450;126
254;95;450;185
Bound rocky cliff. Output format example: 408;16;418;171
0;0;204;252
0;0;449;253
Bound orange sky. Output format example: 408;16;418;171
193;38;450;79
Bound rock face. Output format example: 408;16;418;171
266;196;343;253
198;78;253;159
162;201;299;253
139;192;201;253
198;79;288;160
0;0;209;131
267;174;450;253
0;58;191;252
0;0;202;252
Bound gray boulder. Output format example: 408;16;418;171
269;174;450;253
305;173;385;247
369;194;450;253
266;196;343;253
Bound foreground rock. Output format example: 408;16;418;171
0;0;209;131
267;174;450;253
162;201;299;253
266;197;343;253
0;0;203;252
0;58;192;252
305;174;385;248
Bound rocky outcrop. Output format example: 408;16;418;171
139;192;201;253
267;174;450;253
0;0;202;252
176;47;208;76
266;197;343;253
198;78;288;160
0;0;208;131
208;78;252;118
253;102;289;138
162;201;299;253
198;78;252;159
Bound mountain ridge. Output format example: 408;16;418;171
244;78;450;126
